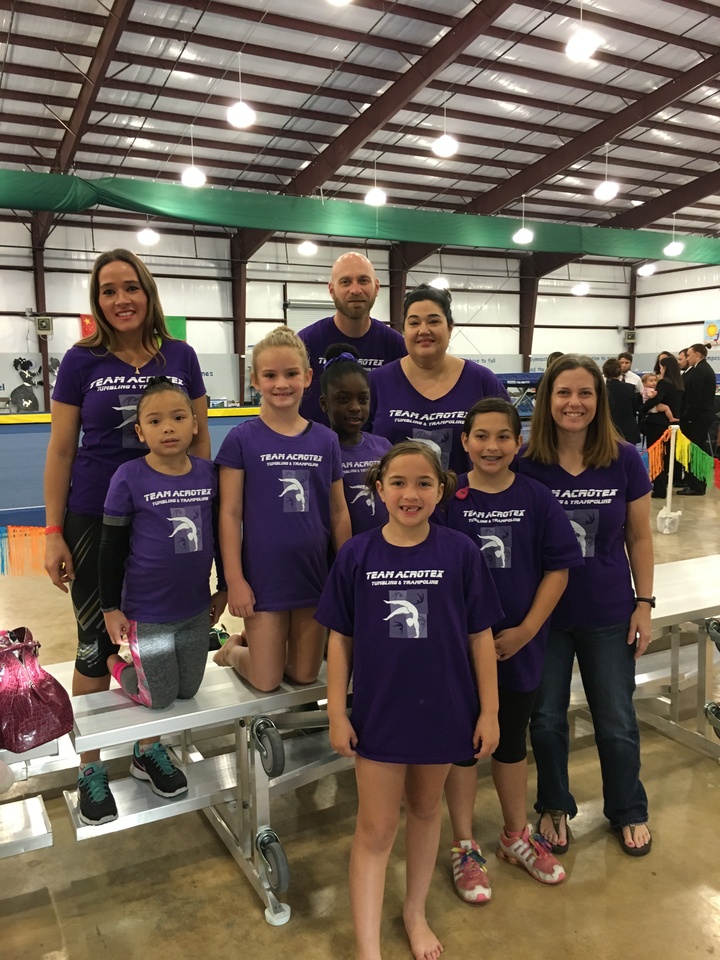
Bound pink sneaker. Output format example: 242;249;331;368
450;840;492;903
496;825;566;885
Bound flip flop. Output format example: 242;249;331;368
615;824;652;857
536;810;571;855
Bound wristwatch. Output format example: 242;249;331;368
635;596;656;608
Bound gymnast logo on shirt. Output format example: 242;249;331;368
278;470;310;513
167;506;203;553
384;590;428;639
477;526;512;569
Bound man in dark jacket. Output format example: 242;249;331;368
678;343;717;495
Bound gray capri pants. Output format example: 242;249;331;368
112;609;208;710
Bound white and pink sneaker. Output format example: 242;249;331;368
496;825;566;884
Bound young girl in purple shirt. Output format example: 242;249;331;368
316;441;501;960
98;378;226;808
213;326;351;692
442;399;583;901
319;342;391;535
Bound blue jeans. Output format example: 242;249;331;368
530;621;648;830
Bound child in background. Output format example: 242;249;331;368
316;441;501;960
99;377;226;806
641;372;658;403
214;326;351;692
442;398;583;901
319;342;391;534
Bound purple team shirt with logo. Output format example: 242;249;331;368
340;432;392;534
52;340;206;517
215;418;343;611
315;524;503;764
369;359;509;474
103;456;216;623
298;316;406;425
517;442;651;627
443;473;583;691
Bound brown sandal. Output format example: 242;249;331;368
536;810;571;855
615;823;652;858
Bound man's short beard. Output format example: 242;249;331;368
332;294;376;322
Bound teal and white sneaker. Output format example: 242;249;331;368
130;742;188;798
77;763;118;825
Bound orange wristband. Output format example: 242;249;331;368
44;526;63;535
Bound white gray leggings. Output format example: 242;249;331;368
112;609;208;709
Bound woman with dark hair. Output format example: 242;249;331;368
43;249;209;826
652;351;673;376
369;284;508;473
642;355;684;498
518;354;654;858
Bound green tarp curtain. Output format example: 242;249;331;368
2;169;720;265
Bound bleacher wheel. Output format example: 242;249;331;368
705;702;720;740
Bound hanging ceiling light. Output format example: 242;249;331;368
365;159;386;206
430;277;450;289
637;262;656;277
663;213;685;257
297;240;318;256
432;105;458;158
571;282;590;296
137;225;160;245
594;142;619;202
328;0;353;5
512;194;534;244
181;126;206;187
227;52;256;129
566;0;603;62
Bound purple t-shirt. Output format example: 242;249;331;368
103;456;216;623
516;442;651;627
215;418;343;611
298;316;406;426
369;359;509;474
443;473;584;691
315;525;503;764
340;433;392;535
52;340;206;518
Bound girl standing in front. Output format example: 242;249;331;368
316;442;502;960
319;342;391;534
442;399;582;902
213;326;351;691
99;378;226;799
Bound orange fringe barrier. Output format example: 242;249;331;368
646;429;670;482
2;526;46;577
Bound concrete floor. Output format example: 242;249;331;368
2;491;720;960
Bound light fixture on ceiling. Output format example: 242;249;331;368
663;213;685;257
566;0;602;62
297;240;318;256
181;126;206;187
512;194;534;244
227;52;256;129
328;0;353;5
432;105;458;159
637;262;656;277
594;142;619;202
365;160;386;206
430;277;450;289
571;281;590;296
137;223;159;245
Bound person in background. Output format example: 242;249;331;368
298;252;406;426
642;355;683;499
617;352;643;393
518;354;654;858
677;343;717;496
370;284;509;474
603;358;641;444
43;248;209;826
677;348;690;373
640;373;658;403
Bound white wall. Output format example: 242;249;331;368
2;226;719;404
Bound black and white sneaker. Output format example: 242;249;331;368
77;763;118;825
130;742;188;797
